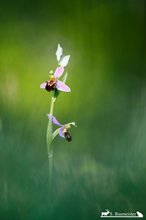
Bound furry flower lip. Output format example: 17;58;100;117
63;128;72;142
45;77;57;92
47;114;76;142
40;66;71;92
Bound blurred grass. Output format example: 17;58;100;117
0;0;146;219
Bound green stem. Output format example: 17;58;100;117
46;96;55;185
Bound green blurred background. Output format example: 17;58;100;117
0;0;146;219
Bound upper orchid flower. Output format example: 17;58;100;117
47;114;76;142
40;66;71;92
40;44;71;93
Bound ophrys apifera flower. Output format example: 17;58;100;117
47;114;76;142
40;66;70;92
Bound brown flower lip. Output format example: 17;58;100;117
45;79;57;92
63;130;72;142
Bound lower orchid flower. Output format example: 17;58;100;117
47;114;76;142
40;66;71;92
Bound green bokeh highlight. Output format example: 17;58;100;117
0;0;146;219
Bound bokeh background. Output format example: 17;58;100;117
0;0;146;219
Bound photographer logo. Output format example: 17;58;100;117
100;210;143;218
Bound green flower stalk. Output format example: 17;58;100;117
46;96;55;181
40;44;76;184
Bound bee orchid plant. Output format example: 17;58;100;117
40;44;76;182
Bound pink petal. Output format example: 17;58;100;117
47;114;62;126
40;82;47;89
54;66;64;78
59;127;65;138
56;80;71;92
